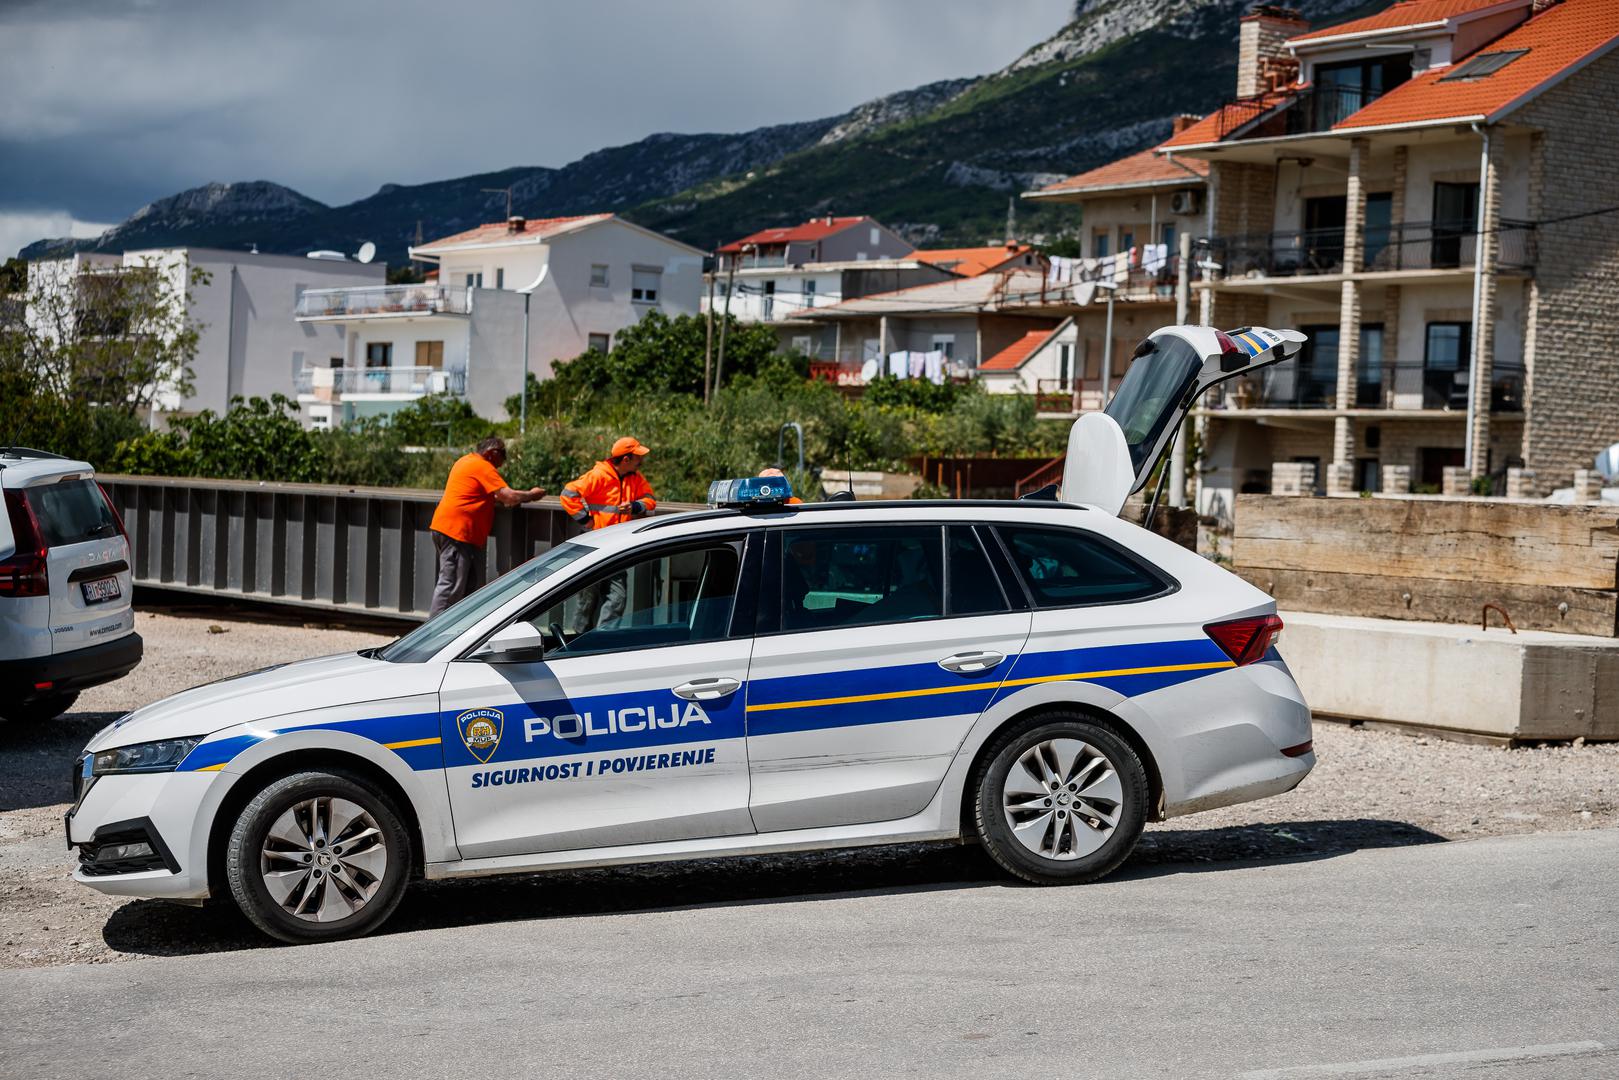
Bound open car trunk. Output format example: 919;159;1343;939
1060;325;1306;515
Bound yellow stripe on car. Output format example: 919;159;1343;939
384;737;442;750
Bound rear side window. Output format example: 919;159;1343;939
995;525;1169;608
780;526;942;631
947;526;1010;616
26;480;119;547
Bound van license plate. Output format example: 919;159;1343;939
81;577;122;604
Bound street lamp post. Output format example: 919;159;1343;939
516;265;549;438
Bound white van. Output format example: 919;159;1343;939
0;448;142;722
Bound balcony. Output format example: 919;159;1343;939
1208;362;1525;414
1214;84;1386;141
295;365;466;399
1205;220;1536;280
295;284;471;320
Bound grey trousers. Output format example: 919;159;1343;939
428;531;485;617
568;573;626;635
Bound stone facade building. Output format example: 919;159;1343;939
1137;0;1619;517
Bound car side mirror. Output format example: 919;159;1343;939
480;620;549;663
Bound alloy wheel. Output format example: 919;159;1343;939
1001;737;1124;861
259;796;389;922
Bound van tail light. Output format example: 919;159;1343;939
1205;614;1283;667
97;482;129;545
0;489;50;598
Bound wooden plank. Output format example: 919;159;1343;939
1235;566;1619;637
1233;495;1619;589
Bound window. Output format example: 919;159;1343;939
1440;49;1529;83
780;526;943;631
930;334;955;359
329;356;343;369
762;279;775;319
804;279;817;307
1057;343;1074;391
463;272;483;289
631;267;661;304
1432;182;1479;267
947;527;1009;617
24;480;119;548
365;342;392;368
1311;55;1411;130
1355;458;1380;493
416;340;445;369
379;542;594;663
1092;233;1111;259
1424;322;1471;409
1363;192;1394;267
1160;223;1177;253
1356;324;1384;407
587;332;611;353
524;541;744;657
590;264;610;287
791;335;813;356
495;268;505;290
869;227;881;246
995;525;1169;608
1119;230;1134;254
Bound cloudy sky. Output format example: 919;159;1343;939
0;0;1074;258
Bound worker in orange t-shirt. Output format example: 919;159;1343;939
559;437;656;632
427;436;546;616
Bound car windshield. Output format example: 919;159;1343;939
375;541;594;663
1104;335;1203;475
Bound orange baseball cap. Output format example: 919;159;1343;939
611;436;651;457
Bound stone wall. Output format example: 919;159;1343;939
1514;46;1619;486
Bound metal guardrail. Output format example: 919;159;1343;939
99;475;702;622
294;284;471;320
293;366;467;397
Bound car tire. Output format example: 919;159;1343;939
225;770;412;944
973;713;1147;886
1;691;81;724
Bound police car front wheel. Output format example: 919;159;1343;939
226;770;412;944
974;715;1147;886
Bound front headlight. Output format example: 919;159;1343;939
91;737;202;775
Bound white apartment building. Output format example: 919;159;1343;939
293;214;703;426
26;248;383;422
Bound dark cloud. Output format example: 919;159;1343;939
0;0;1072;226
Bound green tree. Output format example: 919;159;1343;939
113;395;323;482
388;394;493;447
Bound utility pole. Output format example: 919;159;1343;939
1169;229;1194;508
703;261;717;406
712;245;746;403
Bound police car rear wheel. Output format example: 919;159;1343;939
974;715;1146;885
226;771;412;944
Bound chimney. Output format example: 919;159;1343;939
507;216;526;234
1172;113;1201;135
1531;0;1561;12
1237;4;1309;98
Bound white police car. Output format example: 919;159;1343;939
67;325;1315;944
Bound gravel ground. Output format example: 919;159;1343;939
3;607;1615;971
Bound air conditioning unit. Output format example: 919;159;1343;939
1169;190;1202;216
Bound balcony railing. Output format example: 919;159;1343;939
1209;362;1525;413
1206;220;1536;280
295;284;471;319
1213;84;1386;140
295;365;467;398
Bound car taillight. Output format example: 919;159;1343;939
1205;614;1283;667
97;482;129;544
1214;331;1243;361
0;489;50;598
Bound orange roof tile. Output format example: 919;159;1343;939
912;244;1036;276
980;327;1058;371
1336;0;1619;129
1289;0;1518;44
716;216;871;254
414;214;611;252
1162;89;1296;148
1036;143;1210;196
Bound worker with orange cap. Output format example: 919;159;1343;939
560;437;657;632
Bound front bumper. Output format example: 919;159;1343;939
65;769;219;900
2;631;143;704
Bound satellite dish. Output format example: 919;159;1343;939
355;241;377;264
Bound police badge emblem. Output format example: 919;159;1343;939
456;708;505;763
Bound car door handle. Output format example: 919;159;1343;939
938;651;1005;675
672;677;742;701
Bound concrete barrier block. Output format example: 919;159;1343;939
1574;469;1605;503
1272;461;1316;496
1507;467;1537;500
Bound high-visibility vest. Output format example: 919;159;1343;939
559;461;657;530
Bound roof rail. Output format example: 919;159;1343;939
633;498;1087;531
0;447;68;460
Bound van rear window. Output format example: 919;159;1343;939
26;480;120;547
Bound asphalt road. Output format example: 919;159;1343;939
2;829;1615;1080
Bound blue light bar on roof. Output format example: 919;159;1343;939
708;476;794;508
